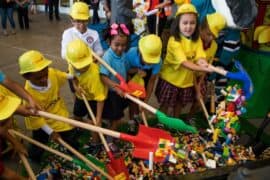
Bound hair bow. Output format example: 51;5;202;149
110;23;130;35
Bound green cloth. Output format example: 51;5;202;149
236;46;270;118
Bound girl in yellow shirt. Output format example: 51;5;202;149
155;3;213;119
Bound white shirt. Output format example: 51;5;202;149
61;27;104;59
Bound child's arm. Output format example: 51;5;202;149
145;75;158;103
101;75;125;97
96;101;104;126
181;61;213;73
2;77;41;111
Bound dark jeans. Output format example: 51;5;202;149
48;0;59;20
0;7;16;29
17;7;29;29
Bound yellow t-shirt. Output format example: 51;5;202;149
160;36;206;88
205;41;218;64
70;63;108;101
24;68;73;132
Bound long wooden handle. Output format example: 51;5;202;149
210;80;215;114
208;64;227;76
19;153;36;180
81;94;110;152
140;107;148;127
125;94;157;114
8;129;72;161
57;138;113;180
37;111;120;138
198;98;214;132
92;51;117;76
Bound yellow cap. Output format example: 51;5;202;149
139;34;162;64
258;27;270;44
176;3;197;16
66;39;93;69
0;94;21;121
70;2;90;20
19;50;52;74
254;25;269;41
206;13;226;38
174;0;185;6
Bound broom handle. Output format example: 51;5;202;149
140;107;148;127
208;64;227;76
194;79;214;132
198;98;214;132
81;93;110;152
210;80;215;114
8;129;72;161
92;52;117;76
19;153;36;180
57;138;113;180
37;111;120;138
125;94;156;114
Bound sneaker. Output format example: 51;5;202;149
11;29;16;35
3;30;8;36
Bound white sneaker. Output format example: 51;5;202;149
3;30;8;36
11;29;16;35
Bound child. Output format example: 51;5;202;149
15;0;30;30
61;1;103;59
65;39;108;153
189;12;226;117
100;23;130;132
0;72;39;179
0;94;28;180
124;34;162;122
18;50;78;162
155;3;213;119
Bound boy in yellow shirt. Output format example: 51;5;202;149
65;39;108;154
18;50;78;162
0;72;39;179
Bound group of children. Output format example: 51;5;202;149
0;1;227;178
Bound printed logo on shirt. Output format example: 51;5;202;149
186;51;195;61
86;36;94;44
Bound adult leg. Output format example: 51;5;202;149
23;7;29;29
17;7;24;29
0;8;8;35
54;0;60;20
6;7;16;30
48;0;53;20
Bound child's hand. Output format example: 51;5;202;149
27;97;42;113
137;69;147;78
50;132;61;142
15;105;38;116
197;59;209;67
114;86;126;97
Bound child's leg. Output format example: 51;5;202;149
28;129;49;162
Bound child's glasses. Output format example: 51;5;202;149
110;23;130;35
